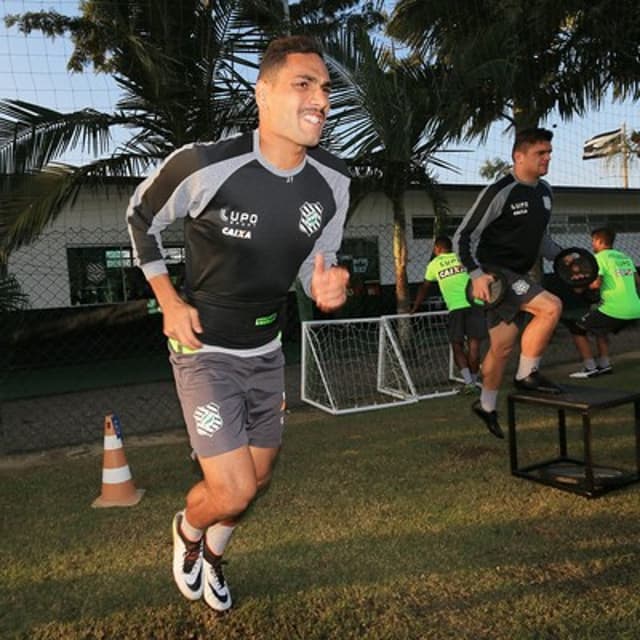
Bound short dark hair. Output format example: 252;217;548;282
512;127;553;155
258;35;324;81
591;226;615;247
434;235;452;252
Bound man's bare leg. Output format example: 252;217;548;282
185;445;279;529
481;321;520;407
519;291;562;360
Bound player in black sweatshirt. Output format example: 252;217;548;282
454;127;564;438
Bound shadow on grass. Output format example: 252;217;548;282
4;505;640;639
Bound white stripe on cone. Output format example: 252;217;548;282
102;465;133;484
103;434;122;450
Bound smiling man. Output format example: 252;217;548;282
126;35;350;612
453;128;565;439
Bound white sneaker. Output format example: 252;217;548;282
203;546;232;611
172;511;204;600
569;368;599;379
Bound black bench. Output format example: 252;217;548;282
507;385;640;498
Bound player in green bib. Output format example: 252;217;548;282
412;236;488;398
568;227;640;378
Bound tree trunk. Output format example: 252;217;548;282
392;197;410;314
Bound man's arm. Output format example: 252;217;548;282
540;232;563;262
453;177;511;278
411;281;432;313
588;275;602;291
297;169;350;310
147;274;204;350
453;178;511;302
126;145;205;347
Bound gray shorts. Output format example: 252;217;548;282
169;347;286;458
483;266;544;329
447;306;488;343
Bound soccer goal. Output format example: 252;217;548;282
301;311;460;415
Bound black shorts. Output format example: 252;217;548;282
569;308;637;337
482;266;544;329
447;306;488;343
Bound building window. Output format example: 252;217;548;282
338;237;380;282
67;245;185;305
411;217;434;239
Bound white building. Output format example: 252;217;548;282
9;180;640;309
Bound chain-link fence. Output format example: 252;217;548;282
2;219;640;454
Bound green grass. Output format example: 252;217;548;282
1;358;640;639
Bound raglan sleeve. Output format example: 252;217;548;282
126;145;201;281
452;182;503;280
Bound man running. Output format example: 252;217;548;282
127;35;350;611
453;127;564;439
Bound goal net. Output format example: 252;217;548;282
301;311;459;415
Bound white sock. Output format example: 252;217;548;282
460;367;473;384
471;372;479;383
596;356;610;368
583;358;597;371
516;355;541;380
205;522;236;556
480;389;498;413
180;512;204;543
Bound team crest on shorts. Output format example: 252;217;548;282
298;201;323;237
512;279;530;296
194;402;223;437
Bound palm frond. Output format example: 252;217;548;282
0;100;118;173
0;153;153;255
0;273;29;312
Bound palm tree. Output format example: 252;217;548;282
324;25;455;312
0;0;386;265
0;273;27;312
0;0;274;262
387;0;640;138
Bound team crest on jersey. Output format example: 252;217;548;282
512;279;530;296
299;201;323;237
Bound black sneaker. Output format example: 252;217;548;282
471;400;504;439
203;546;232;612
172;511;203;600
596;365;613;375
513;370;563;394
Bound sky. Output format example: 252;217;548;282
1;0;638;188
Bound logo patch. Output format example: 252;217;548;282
512;279;530;296
219;207;258;240
510;201;529;216
542;196;551;210
299;201;323;237
194;402;223;438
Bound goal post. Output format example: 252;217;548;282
380;312;461;400
301;311;460;415
301;317;417;415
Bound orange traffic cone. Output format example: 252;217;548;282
92;413;145;508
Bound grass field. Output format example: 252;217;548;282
2;358;640;639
